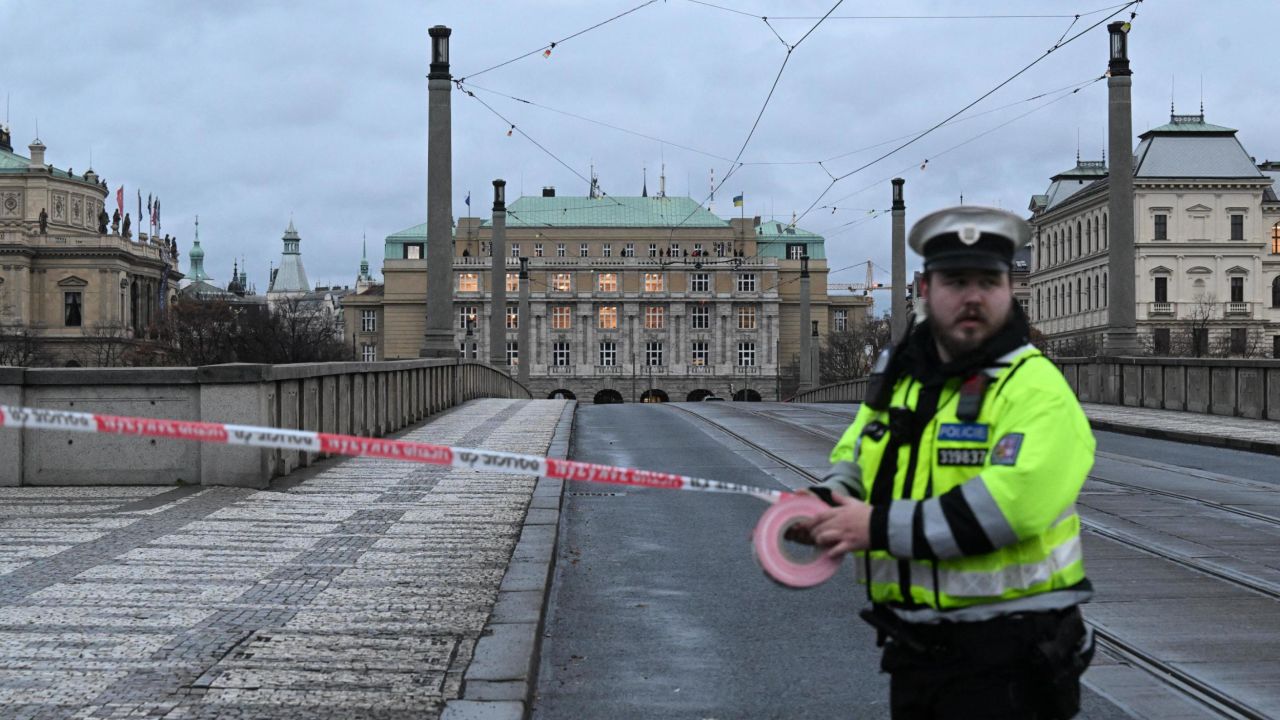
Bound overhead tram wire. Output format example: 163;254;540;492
456;0;661;82
819;74;1107;215
760;2;1134;21
458;90;626;209
456;81;737;165
718;71;1101;269
787;0;1141;229
667;0;846;236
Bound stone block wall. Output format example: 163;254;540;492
0;360;530;488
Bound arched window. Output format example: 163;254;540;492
1085;220;1091;254
1093;217;1100;252
1076;278;1082;314
1272;276;1280;308
1076;221;1083;257
1102;213;1108;248
1272;221;1280;255
1103;272;1108;306
1085;277;1091;310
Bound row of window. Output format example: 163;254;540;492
364;304;845;334
460;340;760;367
455;304;761;331
1153;212;1248;241
474;241;742;259
1038;213;1108;271
1035;272;1108;320
457;271;759;294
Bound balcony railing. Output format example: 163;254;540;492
548;365;574;375
1148;301;1175;316
687;365;714;375
1225;301;1251;316
734;366;762;375
595;365;623;374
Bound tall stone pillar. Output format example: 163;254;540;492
891;178;907;343
1103;21;1138;355
488;180;507;365
421;25;457;357
518;257;531;386
798;255;813;392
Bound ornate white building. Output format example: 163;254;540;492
1028;113;1280;357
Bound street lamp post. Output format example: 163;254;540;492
1103;19;1138;355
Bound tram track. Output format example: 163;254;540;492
671;402;1277;719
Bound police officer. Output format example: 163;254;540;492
793;206;1096;719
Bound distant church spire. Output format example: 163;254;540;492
642;166;648;198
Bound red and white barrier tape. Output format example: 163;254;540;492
0;405;844;587
0;405;783;502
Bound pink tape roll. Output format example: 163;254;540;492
752;494;843;588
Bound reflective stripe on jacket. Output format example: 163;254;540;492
829;343;1095;612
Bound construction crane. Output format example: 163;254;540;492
830;260;891;295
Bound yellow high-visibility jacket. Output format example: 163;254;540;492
826;343;1095;620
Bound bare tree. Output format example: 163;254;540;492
163;300;240;366
0;323;41;367
72;323;133;367
1170;292;1216;357
819;315;892;384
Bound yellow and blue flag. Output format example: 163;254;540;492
732;194;744;208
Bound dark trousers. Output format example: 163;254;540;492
877;607;1090;720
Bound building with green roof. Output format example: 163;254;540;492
347;189;871;400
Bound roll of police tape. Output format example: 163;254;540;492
752;493;843;588
0;404;838;586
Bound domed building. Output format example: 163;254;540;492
0;125;182;365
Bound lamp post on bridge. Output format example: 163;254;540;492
1103;20;1139;355
489;179;507;366
421;25;458;358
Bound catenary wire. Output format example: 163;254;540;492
458;0;662;82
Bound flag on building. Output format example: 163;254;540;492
116;186;124;216
732;194;744;208
465;191;470;209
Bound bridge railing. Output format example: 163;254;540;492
788;356;1280;422
0;359;530;488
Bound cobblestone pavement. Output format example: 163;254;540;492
0;398;567;720
1082;403;1279;454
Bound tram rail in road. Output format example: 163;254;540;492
665;401;1280;719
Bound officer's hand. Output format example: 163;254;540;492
809;493;872;559
783;489;817;545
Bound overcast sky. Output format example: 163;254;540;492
3;1;1275;294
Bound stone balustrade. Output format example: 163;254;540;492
0;359;530;487
790;356;1280;422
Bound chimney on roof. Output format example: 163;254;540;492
542;186;555;198
28;137;46;169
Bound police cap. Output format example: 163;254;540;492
908;206;1030;273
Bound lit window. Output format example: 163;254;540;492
691;341;709;366
736;273;757;292
690;305;710;329
644;306;665;329
737;342;756;367
690;273;710;293
834;309;848;332
361;309;376;332
644;273;665;292
557;243;566;258
645;341;663;366
603;244;612;257
552;341;571;366
599;341;617;366
362;344;377;362
457;273;478;292
506;341;519;366
551;273;572;292
552;306;572;330
580;243;589;257
506;305;519;329
597;273;618;292
1272;222;1280;254
404;243;423;259
458;306;478;329
598;306;618;329
506;273;519;292
736;305;757;330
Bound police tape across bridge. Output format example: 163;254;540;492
0;404;839;587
